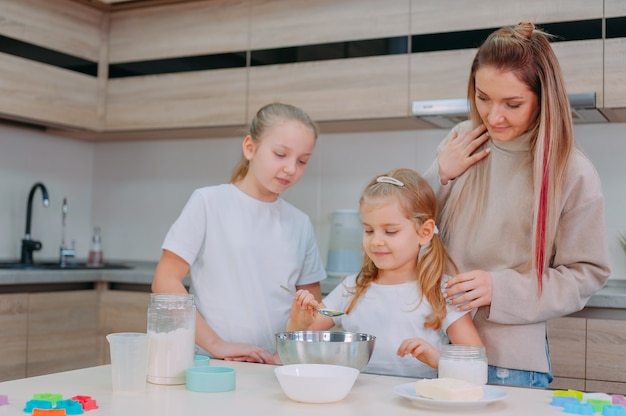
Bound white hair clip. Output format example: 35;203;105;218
376;176;404;187
434;225;439;235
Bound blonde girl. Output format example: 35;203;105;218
287;168;482;378
153;103;327;364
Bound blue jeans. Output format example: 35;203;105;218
488;366;553;388
487;338;554;388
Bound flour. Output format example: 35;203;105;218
147;327;195;384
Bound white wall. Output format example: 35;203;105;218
89;128;444;264
1;122;625;279
0;124;94;261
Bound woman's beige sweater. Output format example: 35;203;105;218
424;121;610;373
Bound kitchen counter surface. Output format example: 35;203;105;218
0;360;574;416
0;261;158;286
1;262;625;309
584;279;626;308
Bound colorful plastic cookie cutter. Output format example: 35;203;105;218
611;394;626;407
555;389;585;401
603;405;626;416
0;394;9;405
587;398;613;413
564;402;595;415
551;396;580;407
31;409;66;416
24;399;53;412
32;394;63;406
55;399;83;415
584;392;613;402
71;396;98;411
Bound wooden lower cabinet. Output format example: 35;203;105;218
27;290;100;377
548;316;626;395
99;290;150;364
547;317;587;390
586;318;626;394
0;293;28;381
0;286;150;381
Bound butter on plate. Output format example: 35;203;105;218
415;378;484;401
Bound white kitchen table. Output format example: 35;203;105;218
0;359;570;415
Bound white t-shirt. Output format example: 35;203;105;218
162;184;326;355
324;274;468;378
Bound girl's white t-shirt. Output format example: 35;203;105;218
324;274;468;378
162;184;326;355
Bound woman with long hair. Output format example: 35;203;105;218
425;22;610;387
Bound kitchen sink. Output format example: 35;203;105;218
0;261;132;270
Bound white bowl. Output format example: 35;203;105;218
274;364;359;403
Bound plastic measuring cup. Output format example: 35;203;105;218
106;332;149;393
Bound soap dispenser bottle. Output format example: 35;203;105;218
87;226;103;268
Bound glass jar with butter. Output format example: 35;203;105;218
438;344;488;385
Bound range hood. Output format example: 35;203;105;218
412;92;608;128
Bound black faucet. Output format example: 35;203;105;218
20;182;49;264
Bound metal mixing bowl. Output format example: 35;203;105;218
275;331;376;371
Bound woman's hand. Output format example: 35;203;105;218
444;270;493;311
213;341;276;364
286;289;319;331
438;124;491;185
397;338;440;369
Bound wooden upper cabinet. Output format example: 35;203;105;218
104;0;250;129
248;55;410;121
409;0;604;103
410;0;602;36
410;49;474;103
604;39;626;109
108;0;249;63
552;40;603;105
1;0;102;61
0;0;103;129
0;54;101;129
605;0;626;109
248;0;411;121
249;0;410;49
0;0;623;136
105;68;248;130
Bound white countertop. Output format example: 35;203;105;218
0;360;571;416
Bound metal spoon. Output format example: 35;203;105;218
280;285;344;317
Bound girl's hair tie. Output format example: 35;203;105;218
376;176;404;187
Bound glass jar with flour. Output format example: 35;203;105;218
438;344;488;385
147;293;196;385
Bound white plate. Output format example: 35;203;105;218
393;382;507;410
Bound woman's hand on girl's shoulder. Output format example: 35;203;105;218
438;124;491;185
397;338;440;369
444;270;493;311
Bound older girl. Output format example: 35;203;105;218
152;103;327;364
